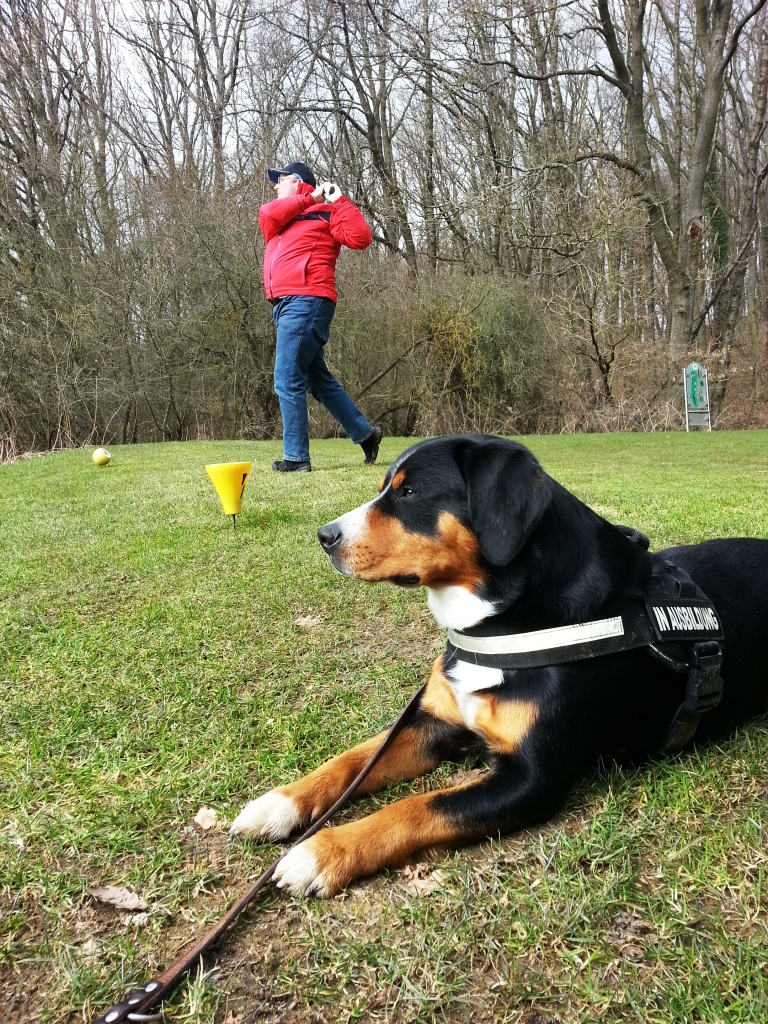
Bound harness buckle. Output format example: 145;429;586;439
684;640;723;715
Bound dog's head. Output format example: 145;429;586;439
317;435;553;628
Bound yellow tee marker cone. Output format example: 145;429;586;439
205;462;252;529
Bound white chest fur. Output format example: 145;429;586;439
445;658;504;730
427;585;497;629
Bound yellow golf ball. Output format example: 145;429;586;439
92;447;111;466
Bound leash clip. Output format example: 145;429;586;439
89;980;163;1024
684;641;723;715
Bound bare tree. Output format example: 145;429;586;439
706;8;768;418
595;0;768;365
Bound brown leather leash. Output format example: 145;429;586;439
90;683;426;1024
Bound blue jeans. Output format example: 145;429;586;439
272;295;373;462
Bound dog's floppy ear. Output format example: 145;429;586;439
461;440;553;566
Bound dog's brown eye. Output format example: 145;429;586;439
400;486;414;497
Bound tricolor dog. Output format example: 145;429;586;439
230;435;768;896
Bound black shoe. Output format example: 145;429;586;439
272;459;311;473
360;426;383;465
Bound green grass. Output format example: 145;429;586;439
1;431;767;1023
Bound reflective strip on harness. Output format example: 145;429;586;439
447;616;625;657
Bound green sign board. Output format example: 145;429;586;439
685;362;707;409
683;362;711;430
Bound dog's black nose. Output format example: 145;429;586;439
317;524;342;551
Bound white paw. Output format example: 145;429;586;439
273;841;328;897
228;790;301;841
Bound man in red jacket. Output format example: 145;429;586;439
260;161;382;472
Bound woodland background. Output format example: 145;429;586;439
2;0;768;459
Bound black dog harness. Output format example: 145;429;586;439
447;543;724;756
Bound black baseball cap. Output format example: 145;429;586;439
267;161;317;187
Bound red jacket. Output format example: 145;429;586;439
260;181;372;304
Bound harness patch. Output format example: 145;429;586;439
647;599;722;640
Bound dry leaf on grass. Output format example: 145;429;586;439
194;806;218;830
400;863;448;897
604;911;653;962
368;986;397;1010
124;912;150;928
442;767;484;787
618;942;644;961
295;612;322;628
605;911;653;943
88;885;148;911
79;937;100;963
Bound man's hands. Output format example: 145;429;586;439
310;181;343;203
321;181;342;202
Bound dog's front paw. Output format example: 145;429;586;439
273;831;362;897
229;790;302;841
274;839;330;897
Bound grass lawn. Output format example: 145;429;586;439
2;430;767;1024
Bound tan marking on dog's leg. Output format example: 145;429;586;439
420;654;465;726
472;695;538;754
274;790;464;896
279;725;440;824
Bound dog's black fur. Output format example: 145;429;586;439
231;435;768;896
